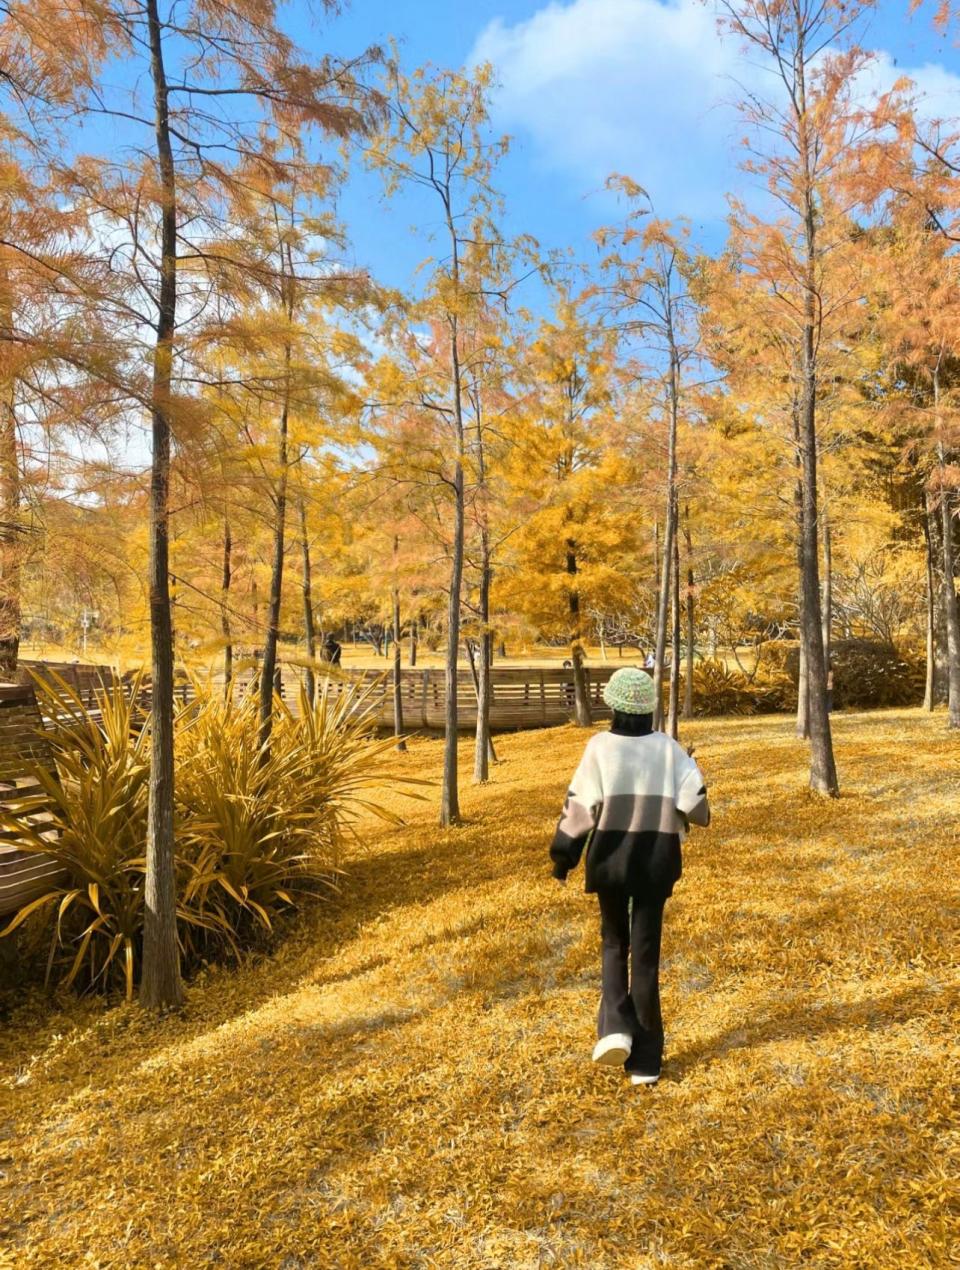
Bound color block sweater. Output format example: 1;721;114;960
550;730;710;895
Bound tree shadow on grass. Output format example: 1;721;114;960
666;981;958;1082
1;775;555;1082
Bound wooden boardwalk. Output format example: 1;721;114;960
332;665;618;731
0;683;65;918
0;662;624;918
13;658;622;731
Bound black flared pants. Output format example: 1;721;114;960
596;888;665;1073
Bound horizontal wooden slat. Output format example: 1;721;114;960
0;686;62;916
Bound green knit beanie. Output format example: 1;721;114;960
602;667;657;715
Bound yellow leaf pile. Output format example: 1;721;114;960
1;710;957;1267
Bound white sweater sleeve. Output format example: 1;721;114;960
549;740;603;877
675;750;710;827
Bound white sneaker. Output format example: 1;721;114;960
592;1032;632;1066
629;1071;660;1086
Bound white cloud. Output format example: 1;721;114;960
470;0;960;221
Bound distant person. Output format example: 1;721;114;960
321;634;342;666
561;658;575;707
643;651;655;672
549;666;710;1087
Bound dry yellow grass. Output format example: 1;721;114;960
1;710;958;1268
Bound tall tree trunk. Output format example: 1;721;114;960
472;396;496;780
298;493;316;708
392;534;406;752
259;337;291;753
439;185;468;827
567;539;592;726
793;412;809;740
0;380;21;678
652;519;660;632
796;22;838;795
935;372;960;727
667;525;681;739
221;514;232;700
796;633;809;737
821;511;832;667
473;551;496;781
923;487;940;710
409;618;417;667
653;344;680;731
141;0;183;1008
260;234;294;754
683;507;694;719
0;276;21;677
441;451;464;826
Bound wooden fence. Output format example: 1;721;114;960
0;661;626;917
14;658;623;732
331;665;618;732
0;683;64;918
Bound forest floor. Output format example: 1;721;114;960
1;711;958;1268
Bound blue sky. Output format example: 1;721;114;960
312;0;960;303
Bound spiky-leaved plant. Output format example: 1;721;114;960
175;674;427;958
0;673;153;999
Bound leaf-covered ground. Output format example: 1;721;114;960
1;711;958;1268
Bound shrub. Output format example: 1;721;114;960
784;638;925;708
2;672;424;997
0;672;151;1000
829;640;925;709
676;659;795;717
687;659;757;716
755;639;797;673
175;677;416;960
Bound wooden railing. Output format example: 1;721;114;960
0;661;625;917
330;665;618;731
16;658;623;732
0;683;65;918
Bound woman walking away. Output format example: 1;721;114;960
550;667;710;1086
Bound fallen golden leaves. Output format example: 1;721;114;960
1;710;958;1268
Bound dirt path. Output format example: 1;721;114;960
1;712;957;1268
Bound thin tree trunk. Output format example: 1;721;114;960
923;487;939;711
821;511;832;667
796;633;809;737
221;514;232;701
438;178;468;827
683;507;694;719
667;525;681;739
653;520;660;610
567;539;591;726
935;377;960;727
472;392;495;779
466;635;494;779
409;618;417;667
441;453;464;826
260;338;291;752
392;534;406;752
653;343;680;731
0;300;21;676
260;234;294;754
141;0;183;1009
298;493;316;707
793;412;809;740
796;20;838;794
473;555;496;781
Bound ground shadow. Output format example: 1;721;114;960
667;981;957;1080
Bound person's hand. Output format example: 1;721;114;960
686;744;696;757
